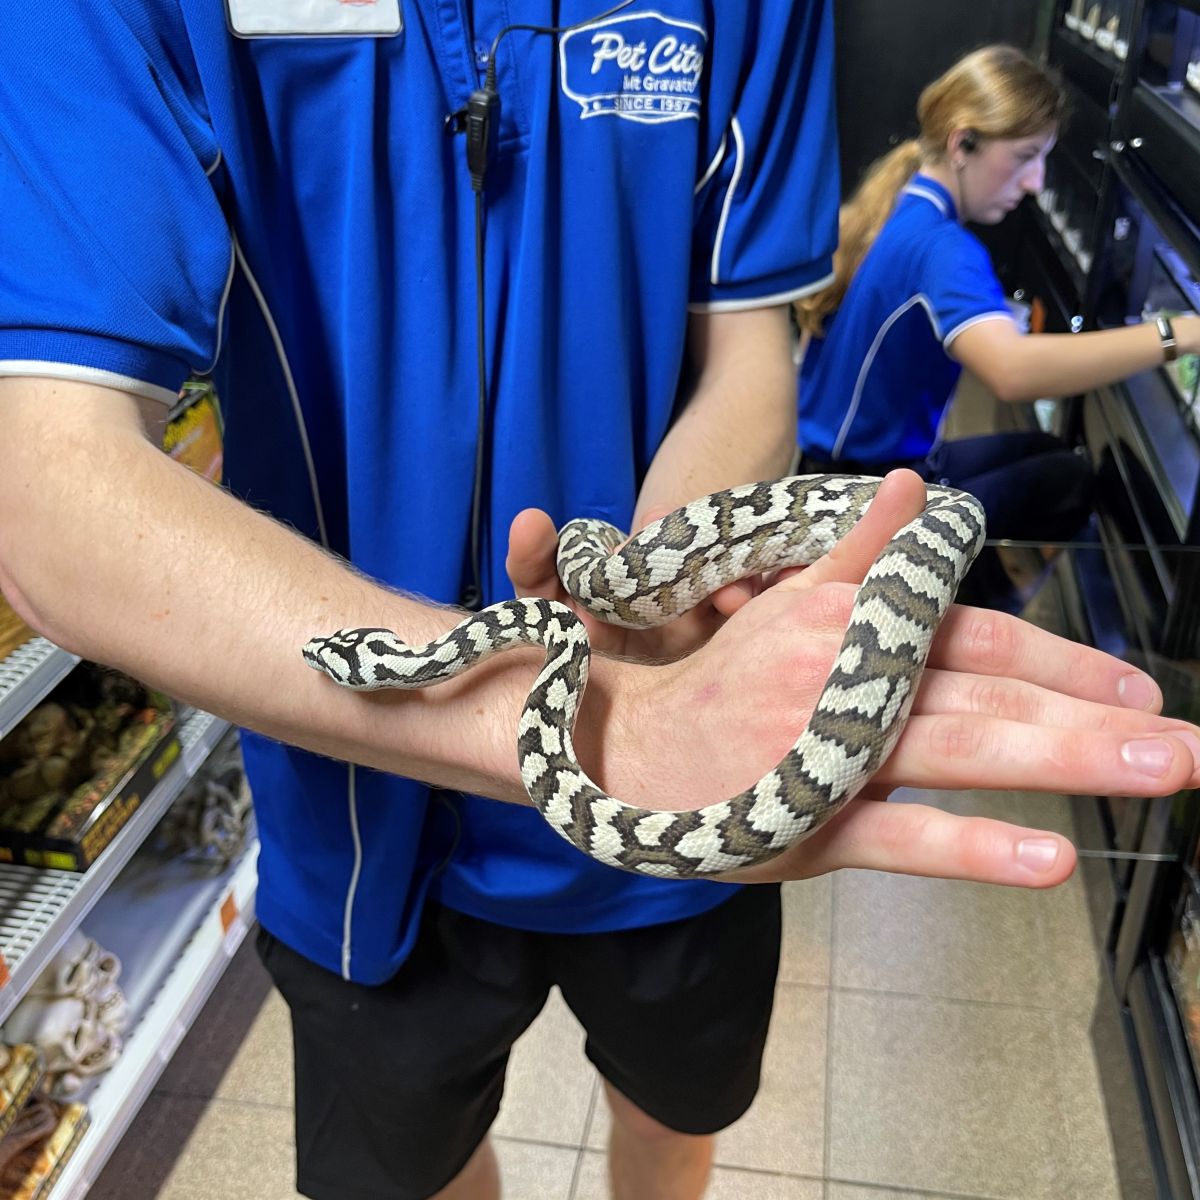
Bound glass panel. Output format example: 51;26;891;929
1143;3;1200;126
1167;892;1200;1083
1091;178;1200;469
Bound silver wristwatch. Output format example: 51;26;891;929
1156;315;1179;363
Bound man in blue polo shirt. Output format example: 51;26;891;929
3;6;1198;1200
0;4;839;1196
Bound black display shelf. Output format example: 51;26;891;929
1127;82;1200;230
1054;23;1123;107
1027;197;1091;300
1129;954;1200;1196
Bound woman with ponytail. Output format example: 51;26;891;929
796;44;1200;557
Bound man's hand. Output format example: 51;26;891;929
506;505;764;660
577;471;1200;890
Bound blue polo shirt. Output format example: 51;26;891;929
799;174;1013;465
0;1;838;983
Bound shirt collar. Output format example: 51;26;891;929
902;173;957;222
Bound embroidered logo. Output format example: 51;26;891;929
559;11;706;123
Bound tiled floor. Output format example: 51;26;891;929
89;787;1122;1200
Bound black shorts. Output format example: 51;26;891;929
257;883;782;1200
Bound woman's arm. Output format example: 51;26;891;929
949;313;1200;403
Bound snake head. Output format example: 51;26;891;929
302;627;400;687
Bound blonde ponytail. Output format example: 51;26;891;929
795;139;922;337
794;45;1066;339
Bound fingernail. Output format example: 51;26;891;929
1117;673;1158;710
1173;730;1200;766
1120;738;1174;776
1016;837;1061;873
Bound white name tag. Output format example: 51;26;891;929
226;0;402;37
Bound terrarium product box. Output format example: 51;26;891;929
0;1048;43;1145
0;667;179;873
0;597;33;663
0;1098;89;1200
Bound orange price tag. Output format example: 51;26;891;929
220;893;240;935
1030;296;1047;335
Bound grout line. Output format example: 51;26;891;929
567;1080;600;1199
567;1145;588;1200
576;1151;832;1187
495;1132;593;1154
824;980;1095;1019
822;875;839;1184
824;1173;1012;1200
150;1088;293;1113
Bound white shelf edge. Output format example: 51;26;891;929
0;712;232;1025
0;641;81;742
49;844;259;1200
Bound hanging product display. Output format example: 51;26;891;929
1;930;127;1100
0;665;179;872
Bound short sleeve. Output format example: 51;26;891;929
689;0;838;311
921;227;1014;347
0;3;232;403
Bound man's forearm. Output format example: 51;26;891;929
633;308;796;526
0;378;637;804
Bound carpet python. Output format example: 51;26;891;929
303;475;986;878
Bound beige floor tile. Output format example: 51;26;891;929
493;986;600;1146
827;989;1119;1199
834;791;1100;1011
89;1094;300;1200
494;1137;580;1198
156;935;283;1102
209;988;296;1107
1048;1012;1123;1200
780;877;833;987
573;1149;823;1199
585;983;828;1178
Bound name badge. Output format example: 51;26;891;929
226;0;402;37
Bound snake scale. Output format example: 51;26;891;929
303;475;986;878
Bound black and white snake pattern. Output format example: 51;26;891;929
303;475;986;878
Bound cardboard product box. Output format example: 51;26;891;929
0;599;34;664
0;1050;43;1145
0;667;179;873
0;1097;88;1200
164;377;224;484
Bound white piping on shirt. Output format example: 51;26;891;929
902;183;950;217
341;763;364;980
687;269;836;314
0;361;179;405
232;234;361;980
710;116;745;286
231;235;329;548
942;310;1013;347
831;293;942;459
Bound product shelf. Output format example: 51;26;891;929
47;842;258;1200
0;710;231;1025
0;640;80;743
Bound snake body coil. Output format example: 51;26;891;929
303;475;986;878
